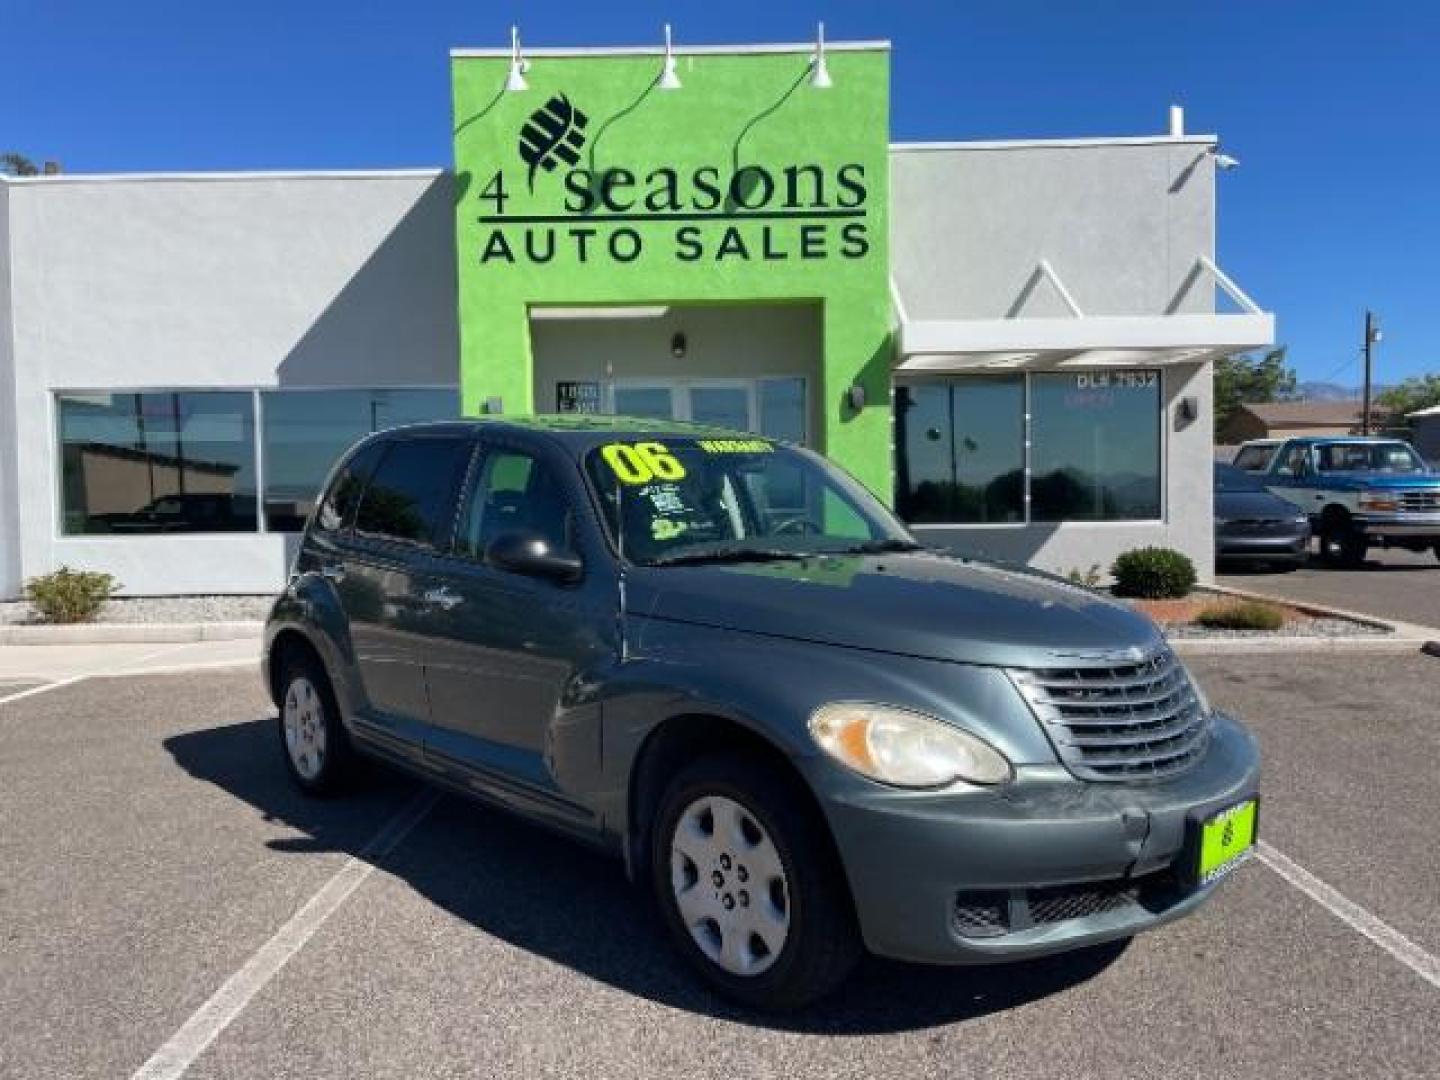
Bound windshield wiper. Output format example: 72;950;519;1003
645;547;818;567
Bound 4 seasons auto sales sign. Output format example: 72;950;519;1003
449;42;893;494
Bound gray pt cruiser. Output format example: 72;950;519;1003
263;418;1260;1009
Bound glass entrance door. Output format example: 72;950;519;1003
612;385;676;421
608;378;806;444
688;385;750;430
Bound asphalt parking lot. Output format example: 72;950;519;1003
3;653;1439;1080
1219;545;1440;628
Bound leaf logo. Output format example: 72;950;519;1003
518;95;589;191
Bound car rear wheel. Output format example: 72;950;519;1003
277;650;355;795
651;752;861;1010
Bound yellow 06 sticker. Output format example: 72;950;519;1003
600;442;687;485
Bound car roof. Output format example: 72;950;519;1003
1278;436;1411;446
369;415;785;454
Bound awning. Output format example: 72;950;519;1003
895;256;1275;372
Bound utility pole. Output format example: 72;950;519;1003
1362;310;1381;435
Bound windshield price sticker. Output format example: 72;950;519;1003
600;442;688;485
697;439;773;454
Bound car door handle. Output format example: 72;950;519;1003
319;563;346;583
422;586;464;611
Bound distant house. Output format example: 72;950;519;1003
1409;404;1440;465
1217;400;1372;445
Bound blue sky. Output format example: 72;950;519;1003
5;0;1437;384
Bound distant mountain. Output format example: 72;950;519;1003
1294;381;1393;401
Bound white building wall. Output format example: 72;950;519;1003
891;138;1223;579
0;181;22;599
5;171;459;595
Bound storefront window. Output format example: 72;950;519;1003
261;388;458;531
894;371;1162;525
1030;372;1161;521
895;378;1025;524
58;392;259;535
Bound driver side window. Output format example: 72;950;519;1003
457;449;573;561
1277;444;1309;478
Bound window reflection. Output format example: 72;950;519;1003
896;378;1025;524
58;392;258;535
261;389;458;531
1031;372;1160;521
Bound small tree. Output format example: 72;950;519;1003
1377;374;1440;432
2;152;39;177
1214;347;1298;432
2;153;61;177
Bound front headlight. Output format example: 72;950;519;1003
1359;490;1399;512
808;703;1012;788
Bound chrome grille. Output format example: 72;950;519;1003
1009;649;1209;782
1398;489;1440;512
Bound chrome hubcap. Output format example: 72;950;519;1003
670;795;790;976
283;676;327;781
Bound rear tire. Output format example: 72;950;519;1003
650;751;862;1010
1433;542;1440;563
276;648;356;795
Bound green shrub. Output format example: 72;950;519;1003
1194;600;1285;631
1110;547;1197;599
24;566;120;624
1064;564;1104;589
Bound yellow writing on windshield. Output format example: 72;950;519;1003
600;442;688;485
697;439;773;454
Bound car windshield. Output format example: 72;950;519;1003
1314;442;1427;474
582;437;918;566
1215;464;1267;493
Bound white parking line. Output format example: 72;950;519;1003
129;789;440;1080
0;644;196;708
1258;841;1440;990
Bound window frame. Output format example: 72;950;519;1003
894;368;1168;528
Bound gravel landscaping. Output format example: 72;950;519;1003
1124;587;1391;639
0;595;274;626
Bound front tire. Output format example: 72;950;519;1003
276;650;355;795
651;752;861;1010
1320;520;1367;568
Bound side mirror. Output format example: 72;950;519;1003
485;531;583;585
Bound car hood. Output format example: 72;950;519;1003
1217;491;1304;519
625;551;1165;668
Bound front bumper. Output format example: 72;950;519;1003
813;712;1260;964
1353;512;1440;539
1216;531;1310;560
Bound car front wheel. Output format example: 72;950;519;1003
651;752;861;1010
1320;521;1366;568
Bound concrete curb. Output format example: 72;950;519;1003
1172;635;1435;656
0;621;264;646
1175;582;1440;656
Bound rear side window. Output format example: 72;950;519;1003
315;440;386;533
1232;444;1276;472
354;437;474;548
